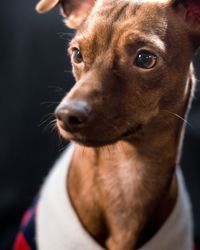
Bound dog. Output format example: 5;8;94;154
13;0;200;249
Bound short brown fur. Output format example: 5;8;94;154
36;0;200;249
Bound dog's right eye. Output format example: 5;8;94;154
72;48;83;64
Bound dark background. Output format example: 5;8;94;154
0;1;200;249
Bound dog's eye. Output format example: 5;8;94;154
134;50;157;69
72;48;83;64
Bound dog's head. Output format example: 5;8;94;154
36;0;200;147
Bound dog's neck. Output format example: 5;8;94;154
67;71;193;249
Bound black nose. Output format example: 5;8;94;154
55;100;91;132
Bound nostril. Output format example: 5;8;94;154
68;115;84;126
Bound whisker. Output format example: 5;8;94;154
57;32;75;41
58;145;67;152
64;70;73;74
162;110;193;128
49;125;57;134
40;101;60;107
47;85;67;93
38;113;55;128
57;131;66;152
42;119;57;133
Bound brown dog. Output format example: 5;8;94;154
34;0;200;249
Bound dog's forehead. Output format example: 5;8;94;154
134;0;168;4
94;0;169;9
84;0;168;33
74;0;168;51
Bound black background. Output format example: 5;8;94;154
0;1;200;249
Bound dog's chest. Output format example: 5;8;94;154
68;146;141;236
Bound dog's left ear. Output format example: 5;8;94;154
170;0;200;39
36;0;96;29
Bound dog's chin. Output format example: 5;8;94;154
58;124;143;147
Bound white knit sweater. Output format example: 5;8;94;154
36;143;193;250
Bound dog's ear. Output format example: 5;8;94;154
36;0;95;29
170;0;200;38
36;0;59;13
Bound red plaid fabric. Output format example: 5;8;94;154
13;198;38;250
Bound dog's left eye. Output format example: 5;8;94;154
72;48;83;64
134;50;157;69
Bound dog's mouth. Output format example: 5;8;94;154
58;123;143;147
120;124;143;139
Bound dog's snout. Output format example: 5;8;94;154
55;101;91;132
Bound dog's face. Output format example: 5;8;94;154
37;0;200;147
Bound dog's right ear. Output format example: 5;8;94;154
36;0;59;13
170;0;200;40
36;0;95;29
